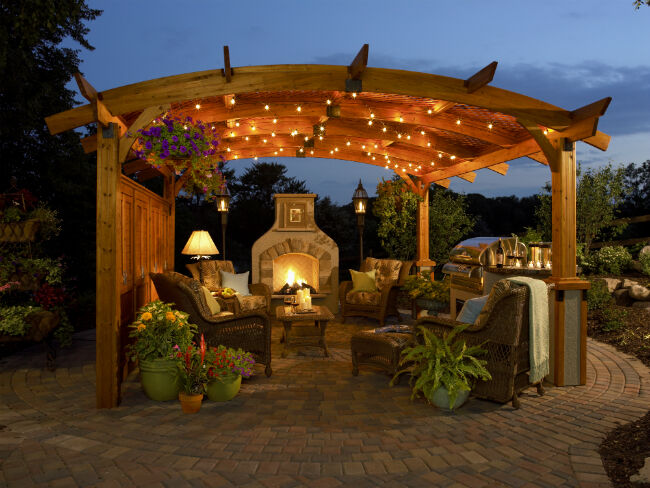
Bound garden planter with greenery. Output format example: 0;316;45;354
127;301;197;401
401;271;450;316
174;335;208;413
391;324;491;411
205;345;255;402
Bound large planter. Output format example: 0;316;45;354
0;219;40;243
139;358;180;401
179;392;203;414
206;373;242;402
428;387;470;411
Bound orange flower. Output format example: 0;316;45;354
141;312;152;321
136;323;146;332
165;311;176;322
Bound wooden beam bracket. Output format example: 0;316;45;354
518;118;559;172
74;72;101;102
221;45;233;82
348;43;369;80
345;78;362;93
464;61;498;94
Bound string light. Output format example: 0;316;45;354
346;141;351;146
251;126;256;131
271;132;276;137
398;116;404;122
227;147;231;152
230;97;236;105
420;131;425;135
427;109;432;114
372;156;376;160
456;119;461;125
234;155;238;159
183;125;188;130
330;150;334;154
427;142;431;147
304;136;309;141
334;147;339;152
296;106;302;112
273;118;277;124
397;133;402;139
280;148;283;152
367;151;371;156
450;155;456;160
326;99;332;105
299;148;304;153
245;136;249;141
430;161;435;166
352;92;357;98
407;135;411;140
211;126;215;130
310;150;314;155
274;151;278;155
319;135;324;140
382;127;387;132
235;122;240;127
263;139;267;143
361;145;366;149
438;153;442;158
543;129;548;135
488;123;493;130
320;126;325;131
374;144;378;148
254;156;258;160
368;120;373;126
195;103;201;109
370;113;375;118
229;131;235;137
264;104;270;111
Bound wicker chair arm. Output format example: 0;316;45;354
249;282;272;314
416;315;466;330
202;310;269;325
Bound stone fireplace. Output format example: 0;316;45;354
252;194;339;311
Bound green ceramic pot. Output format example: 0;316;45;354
428;386;470;411
206;373;242;402
139;358;180;401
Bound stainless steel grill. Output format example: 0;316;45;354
443;237;527;317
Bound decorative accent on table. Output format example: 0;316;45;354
391;324;491;411
205;345;255;402
127;300;197;401
131;114;224;199
174;335;208;414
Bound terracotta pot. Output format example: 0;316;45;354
178;392;203;414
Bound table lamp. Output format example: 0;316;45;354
181;230;219;260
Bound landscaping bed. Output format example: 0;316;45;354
588;274;650;487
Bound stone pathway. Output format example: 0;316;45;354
1;318;649;487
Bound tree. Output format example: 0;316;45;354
535;164;627;253
634;0;650;8
373;178;421;259
0;1;101;324
621;160;650;216
373;179;474;263
428;188;475;265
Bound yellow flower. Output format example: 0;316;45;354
137;323;146;332
141;312;152;321
165;311;176;322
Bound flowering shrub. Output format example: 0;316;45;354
173;335;208;395
127;300;197;362
0;305;42;336
132;115;225;200
34;283;66;309
590;246;632;275
639;252;650;276
205;345;255;381
402;271;450;303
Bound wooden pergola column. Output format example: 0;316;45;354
96;122;121;408
413;178;435;269
547;138;589;387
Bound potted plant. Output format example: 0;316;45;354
401;271;450;315
131;114;225;200
174;335;208;414
205;345;255;402
127;300;197;401
391;324;491;411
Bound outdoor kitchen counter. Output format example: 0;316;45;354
484;266;552;294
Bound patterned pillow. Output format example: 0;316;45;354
474;279;515;329
371;259;402;291
237;295;267;312
346;290;381;306
198;260;235;292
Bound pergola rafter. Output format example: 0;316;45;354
46;44;612;408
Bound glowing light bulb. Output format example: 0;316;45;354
195;103;201;109
382;127;387;132
183;125;188;130
245;136;249;141
320;126;325;131
384;155;388;159
374;144;378;149
263;139;267;143
264;104;269;110
367;152;371;156
326;99;332;105
427;142;431;147
304;136;309;141
273;118;277;123
346;141;351;146
299;148;304;153
211;126;215;130
230;98;235;105
368;120;373;126
407;135;411;140
361;145;366;149
251;126;256;131
254;156;258;160
370;113;375;118
330;150;334;154
230;132;235;137
456;119;461;125
427;109;432;114
543;129;548;135
399;117;404;122
352;92;357;98
234;155;238;159
450;155;456;160
488;123;493;129
274;151;278;155
296;106;302;112
280;148;283;152
310;150;314;155
430;161;435;166
438;153;442;158
397;134;402;138
271;132;276;137
227;147;231;152
319;135;323;140
372;156;376;160
235;122;240;127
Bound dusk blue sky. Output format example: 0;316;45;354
67;1;650;204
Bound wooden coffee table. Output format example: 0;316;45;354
275;305;334;358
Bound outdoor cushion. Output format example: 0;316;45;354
220;270;251;296
350;269;377;292
237;295;267;312
365;257;402;291
346;290;382;306
200;285;221;315
199;260;235;291
456;294;489;324
475;279;515;330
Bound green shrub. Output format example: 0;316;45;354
590;246;632;275
600;307;628;332
587;279;613;311
0;305;42;336
640;252;650;276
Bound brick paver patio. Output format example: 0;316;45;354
1;317;648;487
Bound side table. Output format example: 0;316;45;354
275;305;334;358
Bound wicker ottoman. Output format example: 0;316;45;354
351;329;414;380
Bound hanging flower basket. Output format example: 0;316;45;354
131;115;225;199
0;219;40;243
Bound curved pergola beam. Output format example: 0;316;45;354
46;64;581;134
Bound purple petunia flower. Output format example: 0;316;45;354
171;145;177;151
172;135;178;142
184;133;191;139
145;141;152;150
179;146;187;154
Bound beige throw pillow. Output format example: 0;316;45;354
200;285;221;315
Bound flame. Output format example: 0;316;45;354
286;268;305;287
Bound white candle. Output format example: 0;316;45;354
299;296;306;310
305;296;312;310
296;289;304;301
303;287;310;298
528;262;534;268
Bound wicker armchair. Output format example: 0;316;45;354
339;258;414;326
151;271;272;377
415;279;545;408
186;260;271;316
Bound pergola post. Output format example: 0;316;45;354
548;138;589;387
96;122;121;408
416;189;430;264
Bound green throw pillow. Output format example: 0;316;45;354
201;285;221;315
350;269;377;292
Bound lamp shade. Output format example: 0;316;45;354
352;179;369;214
181;230;219;256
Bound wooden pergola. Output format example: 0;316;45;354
46;45;611;408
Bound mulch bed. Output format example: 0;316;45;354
587;273;650;487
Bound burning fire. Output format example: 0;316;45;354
286;268;305;287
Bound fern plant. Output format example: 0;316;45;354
391;324;491;410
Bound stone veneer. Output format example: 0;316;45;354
252;194;339;300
